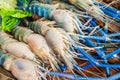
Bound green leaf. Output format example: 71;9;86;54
0;16;19;32
0;9;32;18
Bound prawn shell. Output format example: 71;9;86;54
52;10;78;33
28;21;42;34
10;59;38;80
27;34;50;59
0;37;17;50
4;42;35;60
45;28;64;52
12;27;34;43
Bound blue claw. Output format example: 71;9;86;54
94;2;120;21
74;46;120;68
78;35;120;43
49;72;104;80
58;64;67;72
81;63;93;70
105;48;120;59
48;72;120;80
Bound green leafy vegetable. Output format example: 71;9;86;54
0;9;32;32
0;16;18;32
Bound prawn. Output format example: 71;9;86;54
0;50;47;80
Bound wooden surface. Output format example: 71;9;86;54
0;67;16;80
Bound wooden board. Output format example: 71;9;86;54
0;67;16;80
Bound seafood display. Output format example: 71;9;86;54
11;26;59;71
26;19;78;72
0;0;120;80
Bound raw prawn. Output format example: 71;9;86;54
0;50;47;80
12;26;60;71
